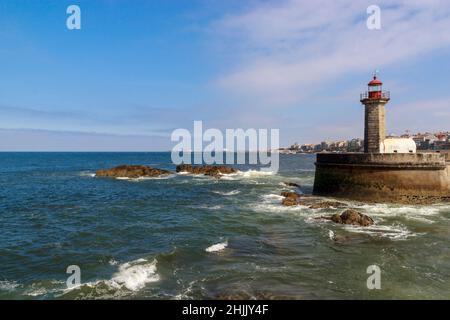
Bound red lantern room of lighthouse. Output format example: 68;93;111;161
360;73;390;101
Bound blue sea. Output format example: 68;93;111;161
0;152;449;299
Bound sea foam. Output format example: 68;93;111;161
212;190;241;196
219;169;275;181
352;203;445;224
343;224;418;240
79;172;96;178
205;241;228;253
0;280;20;291
63;257;159;294
110;258;159;291
113;174;177;182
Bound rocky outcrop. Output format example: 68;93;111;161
330;209;374;227
96;165;172;178
281;191;302;199
280;192;347;209
309;201;347;209
282;197;304;206
176;164;238;177
280;192;308;206
282;182;301;188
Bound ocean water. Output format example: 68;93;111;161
0;152;449;299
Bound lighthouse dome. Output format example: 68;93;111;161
368;77;382;86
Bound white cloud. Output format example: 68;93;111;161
212;0;450;105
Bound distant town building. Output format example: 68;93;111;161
348;138;364;152
284;131;450;154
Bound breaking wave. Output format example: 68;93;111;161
240;170;275;177
352;203;446;224
62;258;159;296
212;190;241;196
328;230;336;240
110;258;159;291
79;171;96;178
205;241;228;253
219;169;276;181
193;204;223;210
115;174;177;181
342;223;418;240
0;280;20;291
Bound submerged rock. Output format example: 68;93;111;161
280;192;318;207
176;164;237;177
327;229;356;243
96;165;172;178
280;192;345;209
308;201;347;209
330;209;374;227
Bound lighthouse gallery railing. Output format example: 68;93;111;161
360;91;390;100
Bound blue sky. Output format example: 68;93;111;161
1;0;450;151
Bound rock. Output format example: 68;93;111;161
280;191;337;207
95;165;171;178
330;213;343;224
281;192;303;206
281;191;302;199
330;209;374;227
280;192;317;206
314;216;332;221
176;164;237;177
282;197;301;206
308;201;347;209
283;182;301;188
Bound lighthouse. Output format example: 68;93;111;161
313;72;448;204
360;73;390;153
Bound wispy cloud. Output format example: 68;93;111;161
212;0;450;105
0;128;171;151
0;104;190;137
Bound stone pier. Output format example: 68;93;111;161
313;153;450;204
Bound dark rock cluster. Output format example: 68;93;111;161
329;209;374;227
280;191;347;209
95;165;171;178
176;164;238;177
279;190;374;227
96;164;238;179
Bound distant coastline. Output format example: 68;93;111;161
282;130;450;154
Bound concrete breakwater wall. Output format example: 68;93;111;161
313;153;450;204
